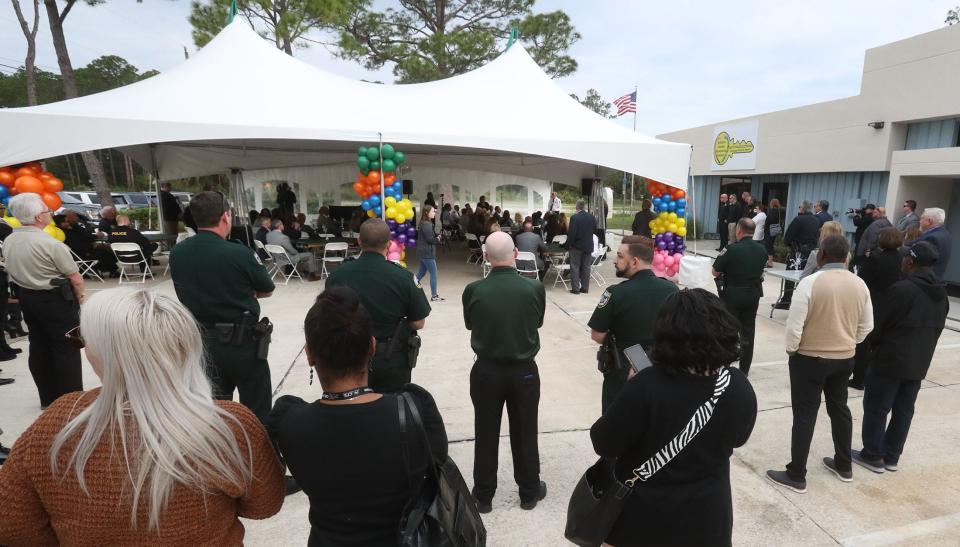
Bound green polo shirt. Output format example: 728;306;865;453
325;252;431;341
713;238;768;288
462;266;546;361
588;269;678;351
169;230;275;324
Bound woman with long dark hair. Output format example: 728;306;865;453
268;287;448;546
415;204;443;302
590;289;758;547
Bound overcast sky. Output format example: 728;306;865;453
0;0;954;136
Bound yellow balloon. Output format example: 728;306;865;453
659;212;669;220
43;223;65;242
384;196;397;208
405;207;414;218
669;212;678;221
367;209;376;218
399;260;407;269
385;206;398;219
677;227;687;237
648;220;656;229
668;223;678;232
400;198;412;208
396;213;406;224
677;218;686;227
4;216;21;228
401;250;406;260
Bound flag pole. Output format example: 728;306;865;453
630;85;637;210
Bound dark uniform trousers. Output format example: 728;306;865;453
787;354;854;481
20;288;82;407
470;358;541;503
370;344;412;393
721;287;762;375
602;364;630;413
204;336;272;423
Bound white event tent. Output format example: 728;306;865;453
0;20;690;214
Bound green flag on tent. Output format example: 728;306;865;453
507;25;519;49
227;0;238;24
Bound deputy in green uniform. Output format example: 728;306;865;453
169;191;276;422
712;218;768;376
463;231;547;513
325;218;431;392
588;235;678;412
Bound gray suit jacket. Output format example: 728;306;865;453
516;231;546;270
266;230;300;262
896;212;920;232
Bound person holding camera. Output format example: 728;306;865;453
169;192;276;423
463;232;546;513
588;236;678;412
849;203;876;251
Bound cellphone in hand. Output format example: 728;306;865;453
623;344;653;375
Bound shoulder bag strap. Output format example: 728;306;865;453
401;392;438;468
625;367;732;487
397;394;416;493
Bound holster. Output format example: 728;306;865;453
252;317;273;360
407;334;422;369
50;278;74;302
596;333;622;374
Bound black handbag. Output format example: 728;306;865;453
564;368;732;547
397;392;487;547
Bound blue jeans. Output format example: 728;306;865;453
860;369;922;465
416;258;439;297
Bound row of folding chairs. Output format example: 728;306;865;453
547;246;609;290
253;240;350;285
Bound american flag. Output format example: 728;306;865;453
613;91;636;117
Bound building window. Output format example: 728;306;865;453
905;119;960;150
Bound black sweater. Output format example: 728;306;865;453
872;271;949;380
267;384;448;547
590;366;757;547
858;248;903;297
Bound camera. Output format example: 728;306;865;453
846;208;863;216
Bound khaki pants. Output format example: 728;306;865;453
727;222;737;243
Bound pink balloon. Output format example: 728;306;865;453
664;255;675;267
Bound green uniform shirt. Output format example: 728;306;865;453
169;231;275;324
462;266;546;361
588;269;678;351
326;252;431;343
713;238;768;289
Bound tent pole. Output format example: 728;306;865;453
630;84;637;211
232;169;253;248
149;144;162;232
687;146;696;256
378;132;386;221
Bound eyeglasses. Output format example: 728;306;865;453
65;326;85;349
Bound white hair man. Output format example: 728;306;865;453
462;231;547;513
913;207;952;280
98;205;117;235
3;193;86;408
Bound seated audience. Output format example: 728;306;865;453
516;221;547;279
0;288;284;545
591;288;757;546
57;211;118;276
315;207;336;235
265;219;319;279
108;215;159;270
268;287;448;546
283;218;303;241
297;213;318;239
500;210;514;228
97;205;118;235
255;217;271;245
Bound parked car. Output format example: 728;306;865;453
57;192;102;220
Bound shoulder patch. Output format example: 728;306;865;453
597;289;613;308
717;247;729;257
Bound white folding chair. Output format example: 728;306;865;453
322;242;348;278
110;242;154;284
465;233;483;264
161;232;192;276
264;243;304;285
548;251;571;289
516;251;540;279
552;234;567;245
590;246;609;287
71;250;104;282
253;239;277;275
481;244;492;278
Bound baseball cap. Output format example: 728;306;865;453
908;241;939;267
864;203;876;210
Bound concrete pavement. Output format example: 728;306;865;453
2;235;960;546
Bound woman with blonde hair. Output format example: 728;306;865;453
800;220;845;279
0;288;284;545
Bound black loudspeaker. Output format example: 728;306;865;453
403;179;413;195
580;178;596;197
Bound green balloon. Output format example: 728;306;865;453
381;144;396;159
362;168;370;175
382;159;397;172
365;147;380;161
357;156;370;170
358;146;368;157
370;160;380;170
393;151;406;165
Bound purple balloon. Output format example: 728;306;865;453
664;231;674;240
656;241;667;250
407;238;417;248
406;227;417;239
390;231;398;240
397;234;407;245
667;241;676;250
386;219;397;229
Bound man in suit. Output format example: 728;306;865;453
896;200;920;232
815;200;833;226
566;200;597;295
914;208;952;281
727;193;744;245
717;194;729;251
265;219;320;280
516;221;547;280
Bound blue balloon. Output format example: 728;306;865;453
374;205;382;216
0;186;8;199
369;194;381;206
668;202;676;211
361;200;371;211
0;197;8;206
677;208;686;217
393;182;403;193
677;198;686;207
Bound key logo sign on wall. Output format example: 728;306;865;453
712;119;758;171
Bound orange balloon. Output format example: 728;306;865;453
14;175;44;194
14;166;37;178
0;171;14;187
370;182;382;193
44;177;64;193
366;170;381;184
385;174;397;185
9;186;18;196
41;192;62;210
352;182;364;194
37;172;54;181
674;189;686;199
24;161;42;172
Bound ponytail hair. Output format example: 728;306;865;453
304;286;373;380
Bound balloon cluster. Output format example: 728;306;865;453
353;144;415;267
647;181;688;278
0;161;66;241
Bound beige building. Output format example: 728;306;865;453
660;23;960;283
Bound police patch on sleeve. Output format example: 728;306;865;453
597;289;612;308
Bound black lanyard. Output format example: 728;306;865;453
321;387;375;401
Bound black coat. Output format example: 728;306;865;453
858;248;903;297
567;210;597;253
784;212;820;250
632;210;656;237
872;271;949;380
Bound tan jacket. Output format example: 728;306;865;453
785;263;873;359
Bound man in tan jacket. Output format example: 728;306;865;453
767;235;873;494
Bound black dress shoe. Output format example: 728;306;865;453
520;481;547;510
0;378;14;386
3;347;22;354
581;289;589;295
569;289;579;294
284;476;302;496
474;496;492;514
0;352;15;362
